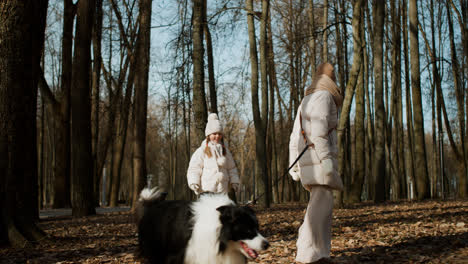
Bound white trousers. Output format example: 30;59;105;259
295;186;333;263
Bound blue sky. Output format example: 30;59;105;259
42;0;465;136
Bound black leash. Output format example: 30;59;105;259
248;145;309;205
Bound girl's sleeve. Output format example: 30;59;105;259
226;149;240;184
187;148;204;186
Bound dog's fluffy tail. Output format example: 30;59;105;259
135;187;168;224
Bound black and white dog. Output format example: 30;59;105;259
136;188;269;264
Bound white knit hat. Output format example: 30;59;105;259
205;113;222;136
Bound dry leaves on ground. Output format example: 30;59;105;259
1;200;467;263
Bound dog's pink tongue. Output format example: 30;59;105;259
241;242;258;259
247;248;258;259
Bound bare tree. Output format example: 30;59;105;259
336;0;363;207
38;0;76;209
401;0;415;199
0;0;48;246
71;0;96;217
132;0;152;209
447;1;467;198
192;0;208;143
409;0;429;200
246;0;270;207
390;0;402;200
420;1;462;198
267;15;280;203
92;0;103;206
308;0;316;75
204;0;218;114
322;0;329;62
259;0;271;207
107;0;139;207
372;0;386;203
348;4;365;203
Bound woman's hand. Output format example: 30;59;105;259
289;165;301;181
321;159;334;178
189;184;201;195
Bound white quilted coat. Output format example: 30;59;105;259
187;140;240;193
289;90;343;190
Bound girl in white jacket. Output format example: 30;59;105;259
187;113;240;195
289;62;343;263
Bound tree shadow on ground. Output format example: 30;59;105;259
333;232;468;263
337;210;468;229
335;204;466;221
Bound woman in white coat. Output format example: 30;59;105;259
289;62;343;264
187;113;240;195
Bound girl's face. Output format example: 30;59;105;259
209;132;223;144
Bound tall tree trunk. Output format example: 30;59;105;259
39;98;45;209
363;7;374;201
308;0;316;76
419;5;462;198
259;0;270;207
349;47;365;203
105;52;134;207
92;0;103;206
337;0;363;207
428;0;443;198
109;72;134;207
322;0;329;62
106;0;139;206
364;44;374;201
448;0;468;65
275;75;287;203
341;0;350;86
204;0;217;114
267;16;279;203
192;0;208;143
430;64;439;198
51;0;75;209
372;0;386;203
396;0;406;200
71;0;96;217
447;1;467;198
390;0;402;200
132;0;152;209
246;0;269;207
401;0;415;199
334;0;344;88
348;4;365;203
409;0;429;200
0;0;48;246
462;0;468;199
38;0;75;209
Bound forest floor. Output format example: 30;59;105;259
1;199;467;264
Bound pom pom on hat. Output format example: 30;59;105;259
205;113;222;136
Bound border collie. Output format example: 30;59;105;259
136;188;269;264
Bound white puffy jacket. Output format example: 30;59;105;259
187;140;240;193
289;90;343;190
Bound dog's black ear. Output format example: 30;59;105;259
216;205;231;216
217;205;233;254
217;205;234;224
216;205;228;213
242;205;255;214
